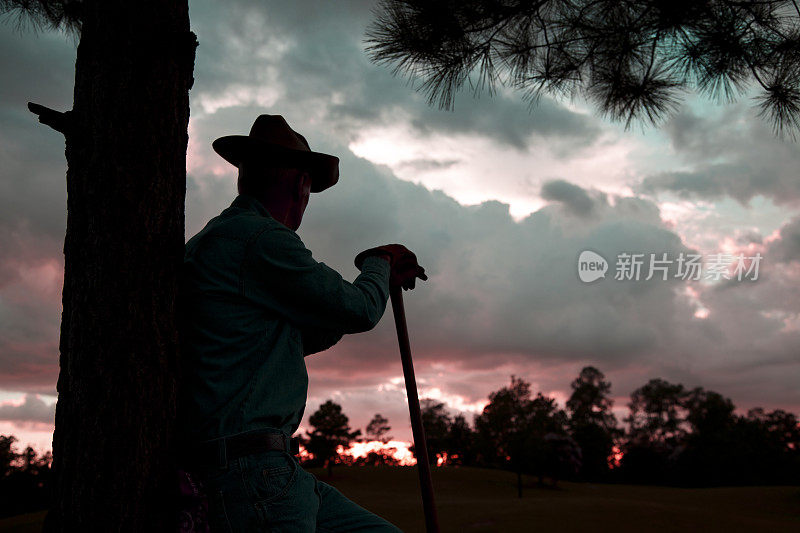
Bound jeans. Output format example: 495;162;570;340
194;442;403;532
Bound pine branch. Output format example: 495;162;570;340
0;0;82;34
366;0;800;137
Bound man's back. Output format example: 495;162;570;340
177;193;391;444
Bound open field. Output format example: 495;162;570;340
313;466;800;532
2;466;798;532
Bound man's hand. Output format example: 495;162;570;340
355;244;428;291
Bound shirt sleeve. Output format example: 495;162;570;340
242;225;391;334
300;327;344;357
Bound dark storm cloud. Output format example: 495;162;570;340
0;338;58;393
396;158;460;173
408;94;601;149
540;179;598;216
0;28;71;291
0;29;75;109
0;394;55;424
187;0;601;152
767;215;800;264
736;229;763;246
637;105;800;205
0;29;72;247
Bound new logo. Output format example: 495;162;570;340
578;250;608;283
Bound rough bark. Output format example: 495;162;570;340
44;1;196;530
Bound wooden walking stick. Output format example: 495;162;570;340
389;284;440;533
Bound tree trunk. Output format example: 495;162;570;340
44;1;196;530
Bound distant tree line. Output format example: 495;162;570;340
0;436;52;518
303;367;800;495
417;368;800;494
3;367;798;516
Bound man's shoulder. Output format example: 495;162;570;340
228;209;284;240
187;209;283;248
249;220;312;258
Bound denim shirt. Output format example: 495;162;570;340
176;194;390;443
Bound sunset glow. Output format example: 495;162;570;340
336;440;417;466
297;445;314;462
608;446;624;469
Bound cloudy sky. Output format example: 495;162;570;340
1;0;799;452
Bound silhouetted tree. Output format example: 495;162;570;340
444;414;475;466
683;388;736;435
671;395;800;486
675;387;737;485
734;407;800;484
305;400;362;477
474;376;540;497
621;378;687;483
0;1;197;530
359;413;397;466
566;366;618;480
541;433;582;487
613;379;800;486
418;398;452;466
0;437;53;518
527;392;572;486
750;408;800;453
365;413;393;443
0;435;16;478
626;378;687;445
367;0;800;137
567;367;617;429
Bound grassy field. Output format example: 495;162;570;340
2;466;798;532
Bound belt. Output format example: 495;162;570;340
185;430;301;469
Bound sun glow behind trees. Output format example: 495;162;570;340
300;440;473;467
299;440;418;466
338;440;417;466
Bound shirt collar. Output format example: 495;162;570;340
230;194;273;219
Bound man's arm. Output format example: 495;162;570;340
242;224;391;334
300;327;344;357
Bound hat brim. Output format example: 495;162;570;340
212;135;339;193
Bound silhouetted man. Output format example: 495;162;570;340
176;114;425;532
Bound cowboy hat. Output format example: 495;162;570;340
212;114;339;193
